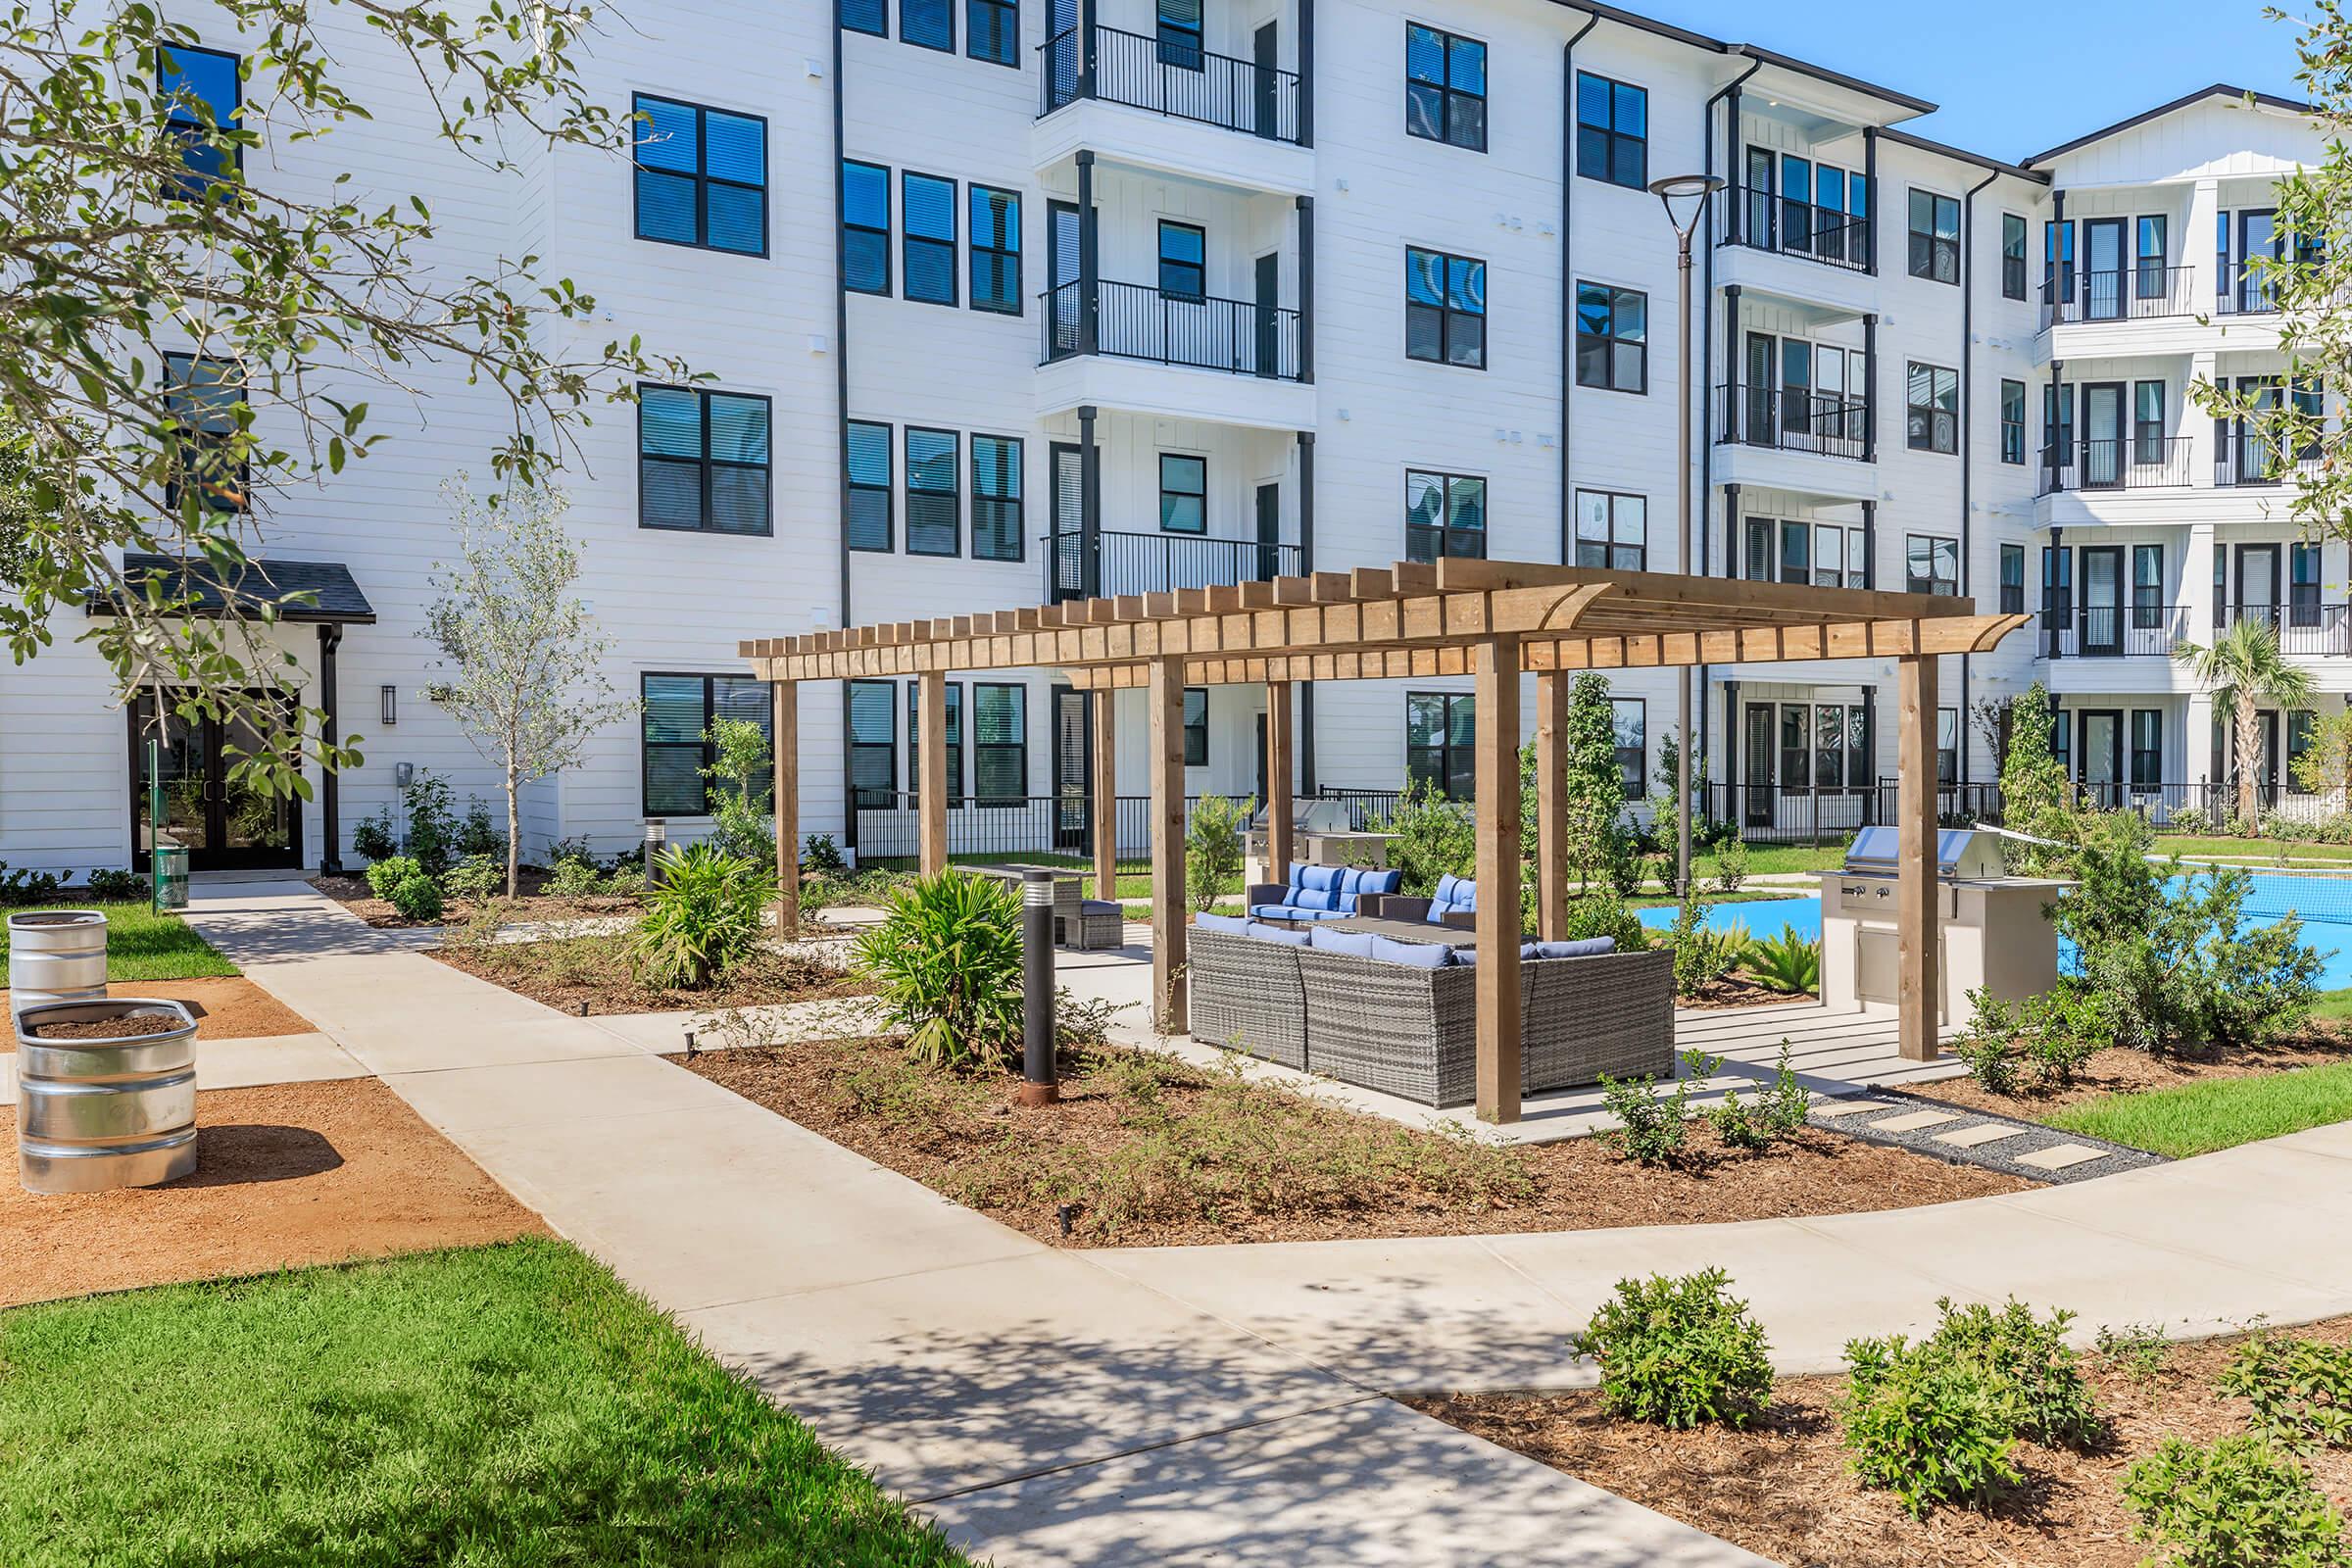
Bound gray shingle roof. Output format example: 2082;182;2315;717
95;554;377;624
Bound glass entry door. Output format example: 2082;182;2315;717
2083;218;2126;319
2078;710;2124;809
130;692;303;870
1051;686;1090;851
2080;546;2124;656
2082;382;2126;488
1743;703;1775;827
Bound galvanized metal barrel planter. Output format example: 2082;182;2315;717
6;909;109;1014
15;998;198;1194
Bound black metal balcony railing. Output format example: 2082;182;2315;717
2036;435;2194;494
1039;24;1302;144
2032;604;2186;659
2214;437;2322;487
1717;187;1873;273
1046;527;1300;602
2215;259;2281;316
1040;278;1302;380
2039;264;2197;325
1716;383;1869;461
2228;601;2352;657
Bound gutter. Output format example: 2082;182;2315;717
1694;57;1761;775
1558;13;1598;563
833;23;855;851
1958;166;1999;786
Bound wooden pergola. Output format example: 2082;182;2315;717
744;558;2028;1124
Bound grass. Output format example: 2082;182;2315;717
0;899;235;981
2156;834;2352;864
2043;1060;2352;1158
2313;987;2352;1023
1693;843;1845;877
0;1239;973;1568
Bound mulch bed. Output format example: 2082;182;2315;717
311;870;644;929
0;1078;548;1306
5;981;313;1047
1680;976;1816;1011
1908;1029;2352;1118
432;934;873;1016
1406;1316;2352;1568
677;1036;2030;1249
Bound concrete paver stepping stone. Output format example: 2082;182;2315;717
1809;1099;1890;1118
2017;1143;2111;1172
1870;1108;1961;1133
1936;1122;2029;1149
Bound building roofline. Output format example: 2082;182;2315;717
1877;126;2050;184
2023;83;2321;167
1548;2;1939;117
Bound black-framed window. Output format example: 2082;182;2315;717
1907;188;1959;283
638;384;772;534
849;679;897;807
642;673;771;817
2134;380;2167;465
2000;379;2027;465
1404;468;1486;562
841;0;886;35
1574;489;1646;570
847;419;893;551
2214;541;2226;628
1575;282;1646;393
1157;220;1205;301
842;160;891;295
2132;710;2164;790
2294;543;2324;624
1937;708;1959;786
908;680;964;805
968;0;1018;64
973;683;1027;804
1405;247;1486;368
972;434;1023;562
903;172;957;305
2045;220;2077;302
2050;704;2070;778
1405;692;1474;800
2288;710;2318;792
902;0;953;51
2044;382;2076;465
159;43;241;200
2000;213;2028;301
2043;545;2074;626
162;352;246;514
2136;215;2169;298
970;185;1021;313
1157;0;1203;68
1183;687;1209;766
2133;544;2165;629
1405;23;1486;152
1610;699;1645;800
1159;454;1206;533
1906;361;1958;454
1575;71;1646;189
1906;533;1958;597
2000;543;2026;614
633;95;766;257
906;427;959;556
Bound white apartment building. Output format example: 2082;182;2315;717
0;2;2332;878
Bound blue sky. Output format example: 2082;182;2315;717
1642;0;2307;162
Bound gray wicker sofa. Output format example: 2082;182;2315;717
1186;918;1673;1107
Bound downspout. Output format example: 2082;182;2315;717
1558;14;1598;563
832;22;855;854
1695;57;1760;791
1958;167;1999;788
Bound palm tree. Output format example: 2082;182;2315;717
2174;617;2315;831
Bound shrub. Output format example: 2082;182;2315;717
84;867;142;901
365;855;422;901
1931;1297;2102;1450
351;807;398;863
401;770;459;875
852;871;1025;1070
1597;1049;1719;1164
1758;1041;1812;1135
545;858;603;898
388;873;444;923
1957;987;2113;1095
1742;930;1820;996
1382;780;1476;899
0;862;64;905
1840;1333;2022;1517
1952;1014;2026;1097
2123;1434;2350;1568
603;865;648;898
1561;894;1648;953
803;832;849;877
702;716;776;864
629;844;777;991
1571;1269;1773;1431
1186;794;1250;913
1666;896;1742;998
1705;1043;1811;1151
457;798;506;859
2097;1322;2173;1386
441;854;502;902
2219;1329;2352;1450
1708;836;1749;894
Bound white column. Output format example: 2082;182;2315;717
2183;520;2218;644
2185;692;2217;806
2188;350;2221;486
2187;178;2222;308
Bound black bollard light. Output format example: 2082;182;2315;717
1019;868;1059;1107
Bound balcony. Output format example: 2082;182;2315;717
2033;605;2186;660
2039;264;2196;327
2215;260;2280;317
2215;437;2321;488
1716;187;1873;274
2036;436;2194;496
1046;527;1300;602
2234;601;2352;658
1039;24;1300;145
1041;277;1301;380
1716;384;1869;462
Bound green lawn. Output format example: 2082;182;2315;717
2043;1061;2352;1159
0;900;234;981
2157;834;2352;864
1695;843;1845;877
2314;988;2352;1024
0;1240;974;1568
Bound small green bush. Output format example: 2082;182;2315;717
629;844;777;990
2219;1329;2352;1450
545;858;603;898
603;865;649;898
457;798;506;859
401;770;459;875
1597;1049;1721;1164
851;870;1024;1069
1561;894;1648;953
1930;1297;2102;1450
2123;1434;2350;1568
1186;794;1250;913
388;873;444;923
441;853;502;902
2097;1322;2173;1386
1840;1333;2022;1517
1742;930;1821;996
1708;837;1749;894
803;832;849;877
1572;1268;1773;1431
1666;895;1743;998
84;867;142;901
366;855;422;900
351;807;398;863
1381;780;1477;900
1955;987;2114;1096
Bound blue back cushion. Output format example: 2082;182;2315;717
1195;912;1250;935
1432;874;1476;917
1306;926;1376;959
1455;943;1543;964
1363;867;1402;898
1371;934;1453;968
1245;920;1312;947
1285;860;1315;890
1534;937;1617;959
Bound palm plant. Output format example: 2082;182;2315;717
2174;618;2315;831
630;843;778;989
852;871;1025;1069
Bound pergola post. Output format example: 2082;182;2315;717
1534;670;1567;941
1092;688;1118;903
1475;634;1524;1123
1265;681;1294;875
1897;652;1940;1062
1148;656;1188;1035
770;679;799;935
918;670;948;877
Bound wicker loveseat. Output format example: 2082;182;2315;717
1360;873;1478;930
1187;917;1673;1107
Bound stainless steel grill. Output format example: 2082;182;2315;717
1840;825;2004;881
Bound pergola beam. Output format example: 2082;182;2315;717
1473;634;1523;1124
1148;656;1187;1037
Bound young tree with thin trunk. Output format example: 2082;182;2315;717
422;480;633;896
2175;619;2316;832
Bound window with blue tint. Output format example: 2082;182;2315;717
968;0;1018;64
908;681;964;805
902;0;953;50
1159;454;1205;533
1404;24;1485;152
849;680;898;807
1183;688;1208;765
637;384;771;534
970;185;1020;314
1405;692;1474;801
1157;0;1202;69
163;353;246;513
847;420;893;551
841;0;886;35
1575;72;1646;190
1574;281;1645;393
1157;220;1205;300
973;684;1027;804
1405;468;1486;563
972;434;1023;561
642;674;772;816
1404;247;1484;368
158;44;240;199
903;172;957;305
842;161;891;295
906;427;959;555
632;95;765;257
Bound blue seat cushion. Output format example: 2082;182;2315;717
1371;934;1453;968
1195;912;1250;935
1306;926;1377;959
1534;937;1616;959
1243;920;1311;947
1250;904;1348;922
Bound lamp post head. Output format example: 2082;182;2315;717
1647;172;1725;241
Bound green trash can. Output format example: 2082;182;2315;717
152;847;189;911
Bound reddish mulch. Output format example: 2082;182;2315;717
431;934;872;1016
311;869;644;929
1909;1030;2352;1117
24;1012;185;1041
1681;976;1817;1011
9;981;316;1047
1407;1317;2352;1568
0;1078;547;1306
677;1035;2031;1249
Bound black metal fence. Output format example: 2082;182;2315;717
2215;260;2281;317
850;788;1396;873
1040;277;1300;379
2032;605;2186;660
1039;24;1302;144
1717;383;1869;461
2215;439;2321;488
2040;263;2196;325
2037;435;2194;494
1718;187;1873;272
1044;527;1300;602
